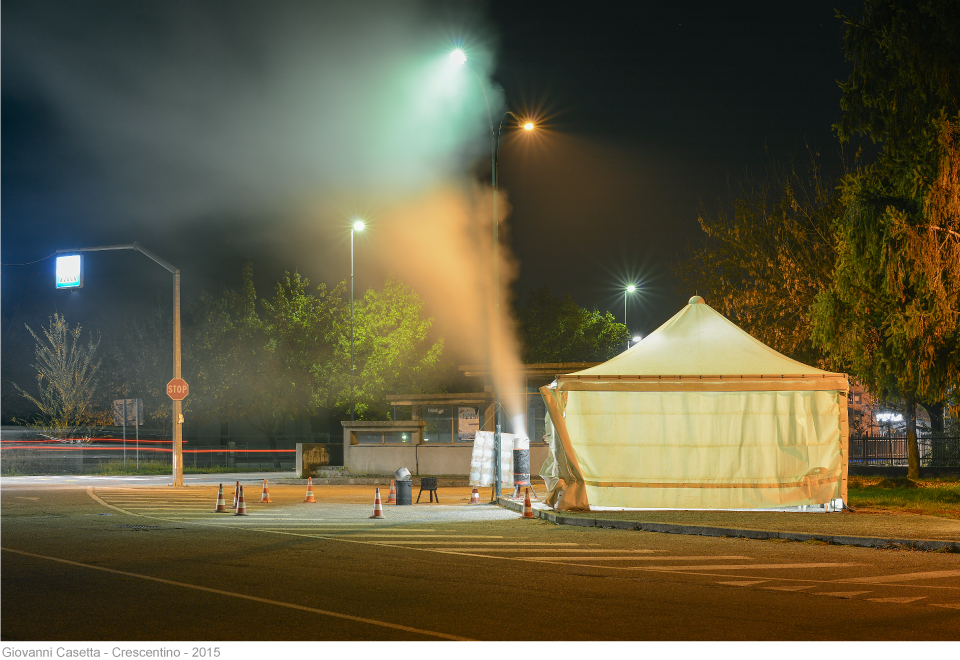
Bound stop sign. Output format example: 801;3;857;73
166;378;189;401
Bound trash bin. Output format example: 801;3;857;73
396;480;412;505
513;436;531;493
395;467;413;506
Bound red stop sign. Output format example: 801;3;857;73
166;378;189;401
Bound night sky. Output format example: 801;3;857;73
2;0;859;389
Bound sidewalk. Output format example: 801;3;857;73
498;495;960;551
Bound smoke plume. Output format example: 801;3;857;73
4;0;530;431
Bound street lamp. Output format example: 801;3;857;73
625;284;637;349
350;219;365;422
453;49;535;499
55;242;185;486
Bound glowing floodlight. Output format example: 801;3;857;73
523;121;535;131
353;220;366;232
450;49;467;65
626;284;636;293
633;335;643;343
56;254;83;289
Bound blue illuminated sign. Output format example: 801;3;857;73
56;254;83;289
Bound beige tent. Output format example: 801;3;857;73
540;296;849;511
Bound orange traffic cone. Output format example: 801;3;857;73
522;487;535;519
470;487;481;504
213;484;228;513
234;485;248;516
232;480;240;508
387;479;397;504
259;479;272;503
304;477;317;503
369;488;384;519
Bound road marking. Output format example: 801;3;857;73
867;597;926;604
120;510;295;516
220;521;426;524
814;591;872;598
719;580;769;586
252;527;439;531
528;555;750;562
99;502;216;505
338;535;504;538
0;546;471;641
932;604;960;609
369;541;579;546
842;570;960;584
643;563;859;571
98;496;210;499
115;508;224;511
438;548;659;553
764;585;814;591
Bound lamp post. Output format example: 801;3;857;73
55;242;184;486
350;220;365;422
625;284;636;349
452;48;534;499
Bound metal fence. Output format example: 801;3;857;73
0;430;343;474
849;435;960;467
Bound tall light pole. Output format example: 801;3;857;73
350;220;365;422
625;284;636;349
55;242;185;486
452;48;535;499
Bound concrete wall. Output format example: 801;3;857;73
343;438;550;477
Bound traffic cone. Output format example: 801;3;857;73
470;487;481;504
369;488;384;519
304;477;317;503
387;479;397;504
232;480;240;508
213;484;228;513
522;487;535;519
259;479;272;503
234;485;248;516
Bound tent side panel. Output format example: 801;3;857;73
559;389;843;509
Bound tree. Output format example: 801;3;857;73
187;266;446;443
263;273;348;413
345;279;445;419
514;287;629;364
103;297;172;430
14;314;108;440
812;0;960;477
680;158;842;367
187;264;316;467
835;0;960;160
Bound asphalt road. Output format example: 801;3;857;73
2;478;959;641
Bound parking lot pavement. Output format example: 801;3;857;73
7;474;957;551
85;483;521;526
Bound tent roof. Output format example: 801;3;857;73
563;296;844;382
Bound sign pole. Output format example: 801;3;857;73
122;399;127;468
173;269;182;486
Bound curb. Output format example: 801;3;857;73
497;497;960;552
